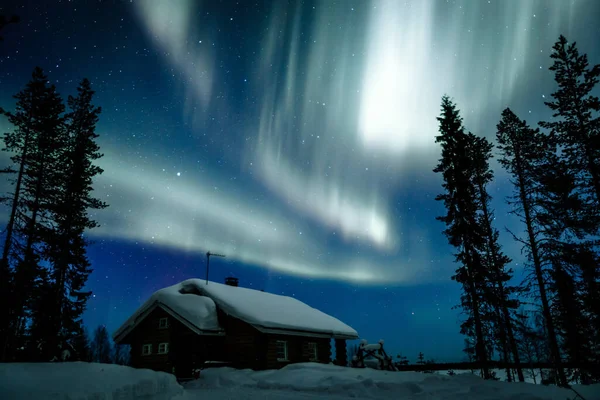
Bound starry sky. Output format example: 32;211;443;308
0;0;599;363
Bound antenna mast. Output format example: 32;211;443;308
205;251;225;284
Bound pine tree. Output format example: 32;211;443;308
549;258;592;384
396;352;409;366
90;325;112;364
113;344;130;365
567;244;600;372
540;35;600;209
496;108;567;385
40;78;107;360
536;142;599;381
539;36;600;381
72;325;92;361
434;95;491;379
514;311;547;384
0;67;65;361
16;69;65;361
470;135;524;382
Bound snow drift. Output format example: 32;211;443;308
189;363;600;400
0;362;185;400
2;361;599;400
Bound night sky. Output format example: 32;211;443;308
1;0;599;363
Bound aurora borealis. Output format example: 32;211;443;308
1;0;598;360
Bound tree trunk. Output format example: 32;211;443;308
0;122;33;361
514;153;567;386
476;179;524;382
12;142;47;359
464;247;490;380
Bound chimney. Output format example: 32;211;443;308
224;277;239;287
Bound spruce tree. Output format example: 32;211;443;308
568;244;600;372
496;108;567;385
0;67;64;360
470;135;524;382
71;325;92;361
535;142;598;383
549;257;591;384
90;325;112;363
17;69;65;360
416;351;425;365
113;344;131;365
540;36;600;381
41;78;107;360
434;95;491;379
540;35;600;208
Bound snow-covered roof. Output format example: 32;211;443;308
179;279;358;339
114;278;358;342
113;281;223;342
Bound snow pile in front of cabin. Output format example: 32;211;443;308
0;362;185;400
180;279;358;338
113;281;222;339
188;363;600;400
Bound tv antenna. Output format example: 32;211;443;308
205;251;225;284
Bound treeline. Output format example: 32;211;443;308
64;324;130;365
0;66;107;362
80;324;131;366
434;35;600;386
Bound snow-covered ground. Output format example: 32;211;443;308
1;362;599;400
0;362;184;400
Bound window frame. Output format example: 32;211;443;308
158;342;169;354
276;340;288;362
142;344;152;356
307;342;318;361
158;317;169;329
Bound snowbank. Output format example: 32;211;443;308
2;362;599;400
0;362;185;400
181;279;358;339
188;363;600;400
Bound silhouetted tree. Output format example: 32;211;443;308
549;259;592;384
496;108;567;385
72;326;92;361
2;73;106;362
90;325;112;363
416;351;425;365
0;67;65;361
396;352;409;366
42;78;107;360
539;36;600;381
113;344;130;365
470;135;524;382
434;95;491;379
540;35;600;210
535;140;597;383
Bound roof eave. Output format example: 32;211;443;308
254;324;358;340
113;301;224;344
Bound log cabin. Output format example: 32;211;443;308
112;277;358;380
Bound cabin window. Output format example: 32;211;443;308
142;344;152;355
158;342;169;354
276;340;288;361
159;317;169;329
308;342;318;361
